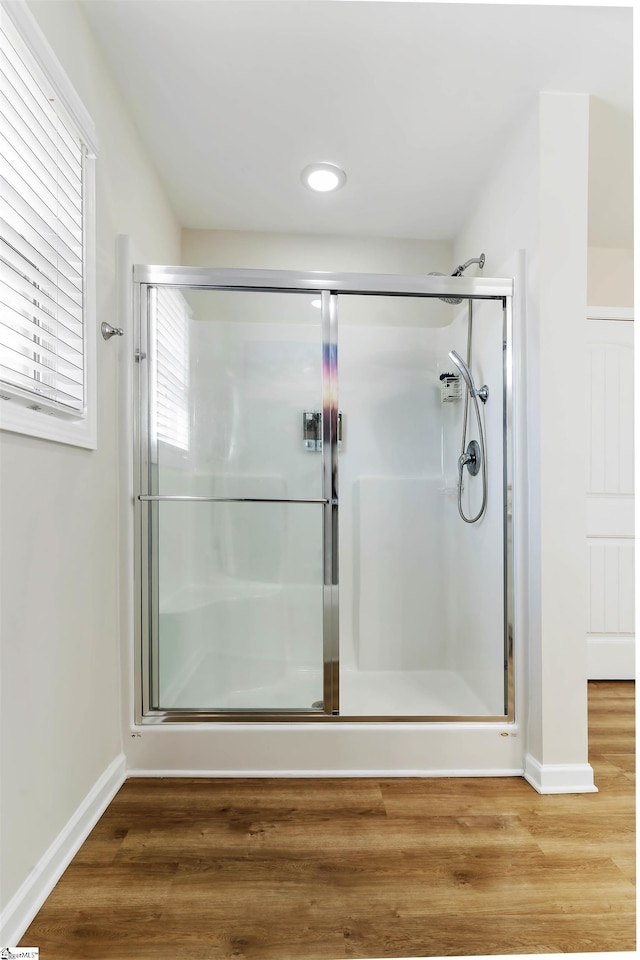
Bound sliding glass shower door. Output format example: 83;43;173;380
138;284;339;715
135;265;514;723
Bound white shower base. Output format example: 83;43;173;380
161;656;491;717
141;579;522;779
340;667;492;716
136;603;521;777
161;656;322;711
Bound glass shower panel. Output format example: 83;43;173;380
145;287;329;713
154;501;325;710
337;294;506;717
151;288;324;500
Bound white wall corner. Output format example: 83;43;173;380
0;753;126;946
529;91;590;770
523;753;597;794
116;233;137;736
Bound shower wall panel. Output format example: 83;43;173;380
338;321;448;675
354;476;447;670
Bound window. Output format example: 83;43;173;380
153;288;190;451
0;4;97;447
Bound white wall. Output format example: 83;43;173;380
587;246;634;307
182;229;452;297
454;93;593;787
0;0;181;915
536;93;590;772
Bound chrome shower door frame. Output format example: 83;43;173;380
133;266;514;724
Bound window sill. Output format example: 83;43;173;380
0;402;97;449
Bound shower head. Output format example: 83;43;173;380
428;274;463;305
429;253;485;304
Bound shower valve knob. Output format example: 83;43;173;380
460;440;481;477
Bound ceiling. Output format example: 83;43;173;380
79;1;633;246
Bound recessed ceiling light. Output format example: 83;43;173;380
311;299;322;309
301;162;346;193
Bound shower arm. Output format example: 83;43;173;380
451;254;486;277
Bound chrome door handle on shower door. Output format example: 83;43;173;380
303;410;343;451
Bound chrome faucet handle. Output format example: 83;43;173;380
459;440;481;477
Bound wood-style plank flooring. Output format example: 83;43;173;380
21;681;635;958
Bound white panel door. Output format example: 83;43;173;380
586;315;634;678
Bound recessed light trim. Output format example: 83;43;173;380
301;162;346;193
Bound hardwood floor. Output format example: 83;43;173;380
21;681;635;958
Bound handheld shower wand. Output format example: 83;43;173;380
448;331;489;523
449;350;489;403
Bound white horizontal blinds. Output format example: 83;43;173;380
154;288;190;450
0;17;85;414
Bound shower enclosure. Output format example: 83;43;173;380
134;266;514;723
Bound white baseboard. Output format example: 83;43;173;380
1;753;126;946
523;753;598;794
587;635;635;680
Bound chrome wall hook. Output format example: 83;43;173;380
101;321;124;341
